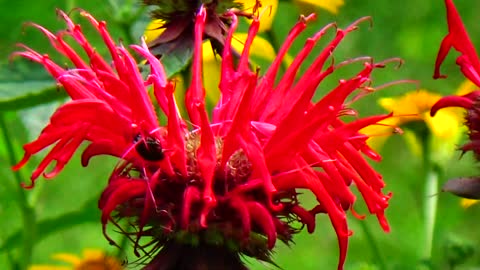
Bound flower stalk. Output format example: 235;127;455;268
0;114;36;270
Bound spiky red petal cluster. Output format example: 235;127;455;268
430;0;480;159
14;8;396;269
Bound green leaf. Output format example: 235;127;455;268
149;37;194;77
0;81;67;111
161;45;193;78
0;196;99;252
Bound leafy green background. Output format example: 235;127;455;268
0;0;479;269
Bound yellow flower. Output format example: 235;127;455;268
144;19;165;43
143;0;344;107
294;0;344;15
361;89;464;162
241;0;344;32
241;0;279;32
461;198;479;208
29;249;124;270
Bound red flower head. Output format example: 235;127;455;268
431;0;480;160
14;7;396;270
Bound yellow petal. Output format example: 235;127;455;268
51;254;81;266
202;41;221;106
364;89;464;154
29;266;71;270
144;19;165;43
403;130;423;157
81;249;105;260
379;90;441;115
423;109;462;140
240;0;278;32
360;117;401;150
455;79;477;95
461;198;479;208
294;0;344;14
231;33;276;62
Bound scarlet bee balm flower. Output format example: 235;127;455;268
431;0;480;160
15;7;395;270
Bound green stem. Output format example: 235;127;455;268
65;0;75;12
423;168;438;260
358;220;387;270
419;125;438;264
0;114;36;270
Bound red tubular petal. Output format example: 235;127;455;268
434;35;453;79
100;180;147;225
81;11;123;72
291;205;315;233
434;0;480;81
258;22;335;121
166;84;188;176
56;10;114;74
185;7;206;126
117;47;159;131
29;128;77;181
238;18;259;72
50;100;126;131
308;180;350;270
246;201;277;249
430;95;474;116
43;124;90;178
195;103;217;227
81;140;122;166
26;22;89;70
12;153;31;171
131;41;169;115
252;14;317;117
460;140;480;154
214;12;237;123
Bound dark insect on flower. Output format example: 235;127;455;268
134;134;165;161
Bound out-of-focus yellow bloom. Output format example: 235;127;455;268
144;18;277;107
29;249;123;270
144;19;165;43
461;198;478;208
241;0;279;32
361;89;464;162
241;0;344;32
294;0;344;14
362;82;478;208
143;0;343;105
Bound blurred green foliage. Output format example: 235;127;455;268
0;0;479;269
